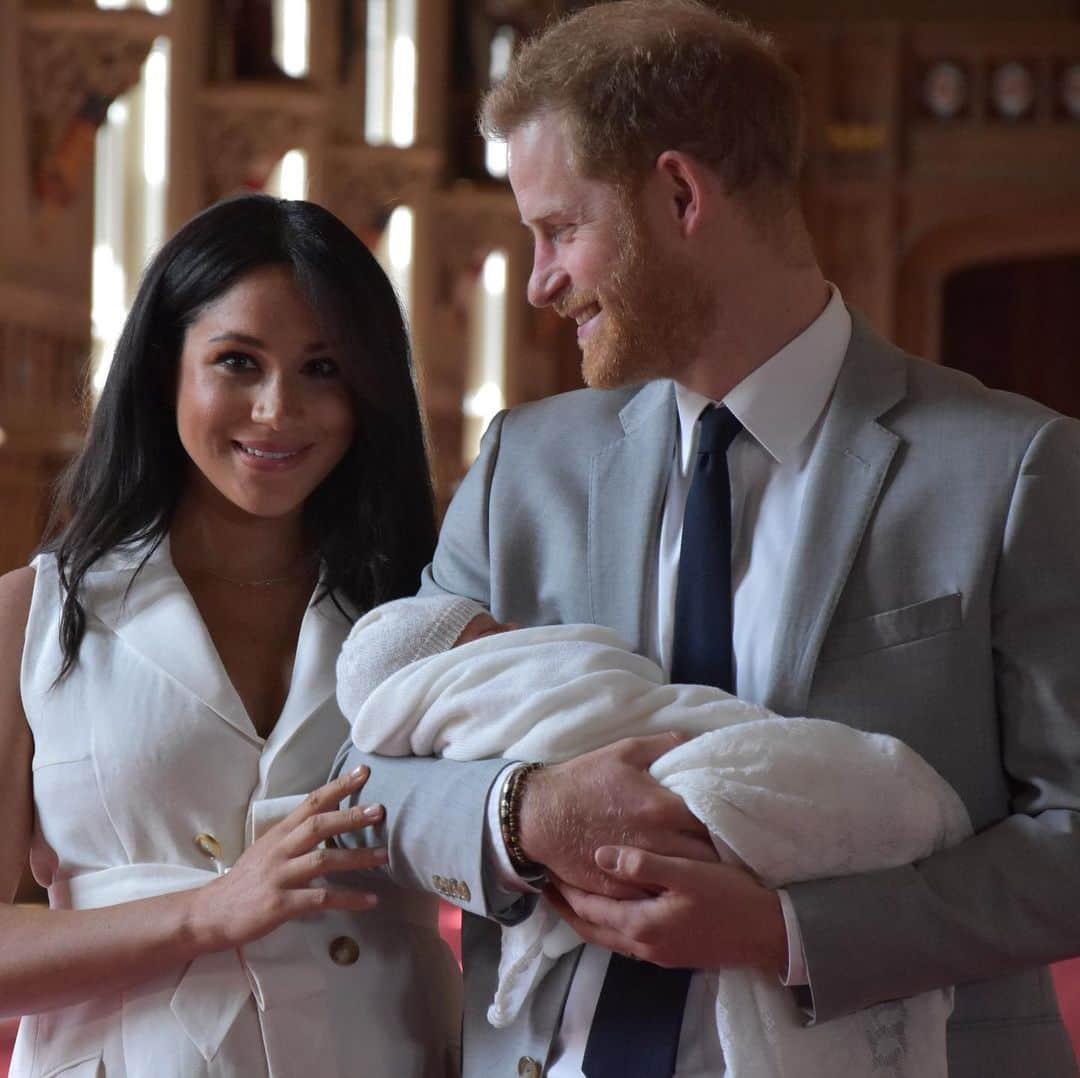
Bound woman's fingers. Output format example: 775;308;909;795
278;766;372;833
281;803;385;858
274;767;385;856
286;886;380;916
282;844;389;887
199;769;390;947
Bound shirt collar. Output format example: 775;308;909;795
674;286;852;471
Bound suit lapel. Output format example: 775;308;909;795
88;537;259;743
587;381;677;654
763;315;907;716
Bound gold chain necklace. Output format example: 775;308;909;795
186;559;316;589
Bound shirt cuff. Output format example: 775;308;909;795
777;888;809;987
484;762;543;896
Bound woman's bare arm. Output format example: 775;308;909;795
0;569;385;1019
0;568;35;908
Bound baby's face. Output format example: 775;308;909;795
453;612;516;647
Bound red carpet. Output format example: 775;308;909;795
3;949;1078;1074
0;1018;15;1076
439;899;463;965
1054;957;1080;1057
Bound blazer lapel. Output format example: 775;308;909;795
88;538;259;744
588;381;677;654
763;315;907;716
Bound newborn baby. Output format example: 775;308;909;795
337;595;971;1078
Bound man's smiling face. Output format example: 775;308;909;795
509;113;707;389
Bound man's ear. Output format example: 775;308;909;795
654;150;711;237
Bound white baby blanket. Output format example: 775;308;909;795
343;622;972;1078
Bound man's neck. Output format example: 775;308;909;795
677;268;831;402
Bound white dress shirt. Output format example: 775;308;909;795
488;287;852;1076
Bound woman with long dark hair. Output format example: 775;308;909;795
0;195;460;1076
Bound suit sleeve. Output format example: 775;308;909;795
335;412;538;924
788;415;1080;1022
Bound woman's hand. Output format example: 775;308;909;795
187;765;387;952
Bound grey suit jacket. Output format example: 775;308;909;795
339;314;1080;1077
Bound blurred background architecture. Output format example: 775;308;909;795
2;0;1080;577
1;0;1080;1065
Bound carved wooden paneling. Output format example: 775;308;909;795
323;144;443;240
0;282;89;453
0;279;89;571
809;187;896;332
0;320;85;425
198;83;328;202
0;449;62;572
0;315;86;574
21;7;162;205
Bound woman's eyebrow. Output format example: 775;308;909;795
208;331;330;352
208;331;265;347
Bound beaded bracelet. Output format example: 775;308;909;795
499;761;547;880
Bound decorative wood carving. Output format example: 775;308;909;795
0;281;89;416
21;8;163;205
0;448;62;569
417;187;521;486
431;187;520;283
761;19;1080;357
324;145;443;240
199;83;327;201
0;317;88;451
0;282;89;572
825;123;889;153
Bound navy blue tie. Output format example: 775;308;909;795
670;404;743;693
582;405;742;1077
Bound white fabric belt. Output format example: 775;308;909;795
50;861;328;1071
45;795;436;1075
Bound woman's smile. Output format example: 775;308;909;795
233;440;315;470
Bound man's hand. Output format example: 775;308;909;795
549;846;788;975
517;734;717;897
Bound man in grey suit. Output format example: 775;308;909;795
338;2;1080;1074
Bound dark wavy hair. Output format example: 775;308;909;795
45;193;437;677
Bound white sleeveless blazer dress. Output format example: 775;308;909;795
12;541;461;1078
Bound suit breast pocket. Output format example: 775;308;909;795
819;592;962;663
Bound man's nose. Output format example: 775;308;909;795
527;250;569;309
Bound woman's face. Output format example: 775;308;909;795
175;264;355;522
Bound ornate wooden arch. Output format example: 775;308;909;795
896;203;1080;361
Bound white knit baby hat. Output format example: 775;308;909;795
336;594;488;720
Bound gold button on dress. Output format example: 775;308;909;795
329;936;361;966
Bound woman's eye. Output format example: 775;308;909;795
304;357;341;378
216;351;257;372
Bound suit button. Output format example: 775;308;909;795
518;1057;541;1077
193;832;223;862
329;935;360;966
